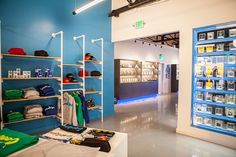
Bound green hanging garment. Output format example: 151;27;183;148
72;93;84;126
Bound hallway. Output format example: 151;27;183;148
90;93;236;157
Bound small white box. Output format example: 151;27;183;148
229;28;236;37
214;120;224;129
13;71;18;78
23;71;28;78
8;71;13;78
215;107;224;116
204;118;213;126
226;122;235;131
195;116;204;124
225;108;235;118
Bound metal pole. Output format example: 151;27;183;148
52;31;63;125
73;35;86;126
91;38;104;122
73;35;85;96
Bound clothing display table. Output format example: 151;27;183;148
9;127;128;157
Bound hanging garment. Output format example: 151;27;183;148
63;93;78;126
72;93;84;126
78;93;90;124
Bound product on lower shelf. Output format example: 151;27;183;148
226;122;236;131
214;119;224;129
204;117;213;126
7;111;24;122
225;108;236;118
43;105;57;116
37;84;55;96
4;89;23;100
22;87;40;99
24;104;43;119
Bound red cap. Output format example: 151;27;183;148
8;48;26;55
78;70;89;77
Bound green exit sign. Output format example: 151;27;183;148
135;20;144;29
159;54;164;61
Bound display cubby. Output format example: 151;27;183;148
115;59;158;99
192;21;236;136
142;61;158;82
119;59;142;84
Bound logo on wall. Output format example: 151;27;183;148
166;65;170;79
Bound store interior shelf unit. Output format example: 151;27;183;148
0;30;64;129
192;22;236;136
68;35;103;123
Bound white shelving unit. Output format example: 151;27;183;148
89;38;104;122
0;29;63;129
70;35;104;123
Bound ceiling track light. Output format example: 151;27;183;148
73;0;104;15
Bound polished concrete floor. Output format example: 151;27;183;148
90;93;236;157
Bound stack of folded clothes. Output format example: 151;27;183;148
22;87;40;99
4;89;23;100
43;105;57;115
24;104;43;119
37;84;55;96
7;111;24;122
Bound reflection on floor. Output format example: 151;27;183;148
90;93;236;157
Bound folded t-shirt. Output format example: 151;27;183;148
0;128;39;157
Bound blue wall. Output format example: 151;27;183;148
0;0;114;133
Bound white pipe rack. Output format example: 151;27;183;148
60;88;83;92
91;38;104;122
73;35;86;96
51;31;64;125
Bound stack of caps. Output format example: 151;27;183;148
4;89;23;100
7;111;24;122
22;87;40;99
84;53;96;61
37;84;55;96
24;104;43;119
43;105;57;116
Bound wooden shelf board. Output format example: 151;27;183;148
79;76;102;79
85;91;102;94
2;54;61;60
3;95;60;103
2;77;60;80
79;60;102;64
61;64;83;67
63;82;83;85
4;115;56;125
88;106;102;110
